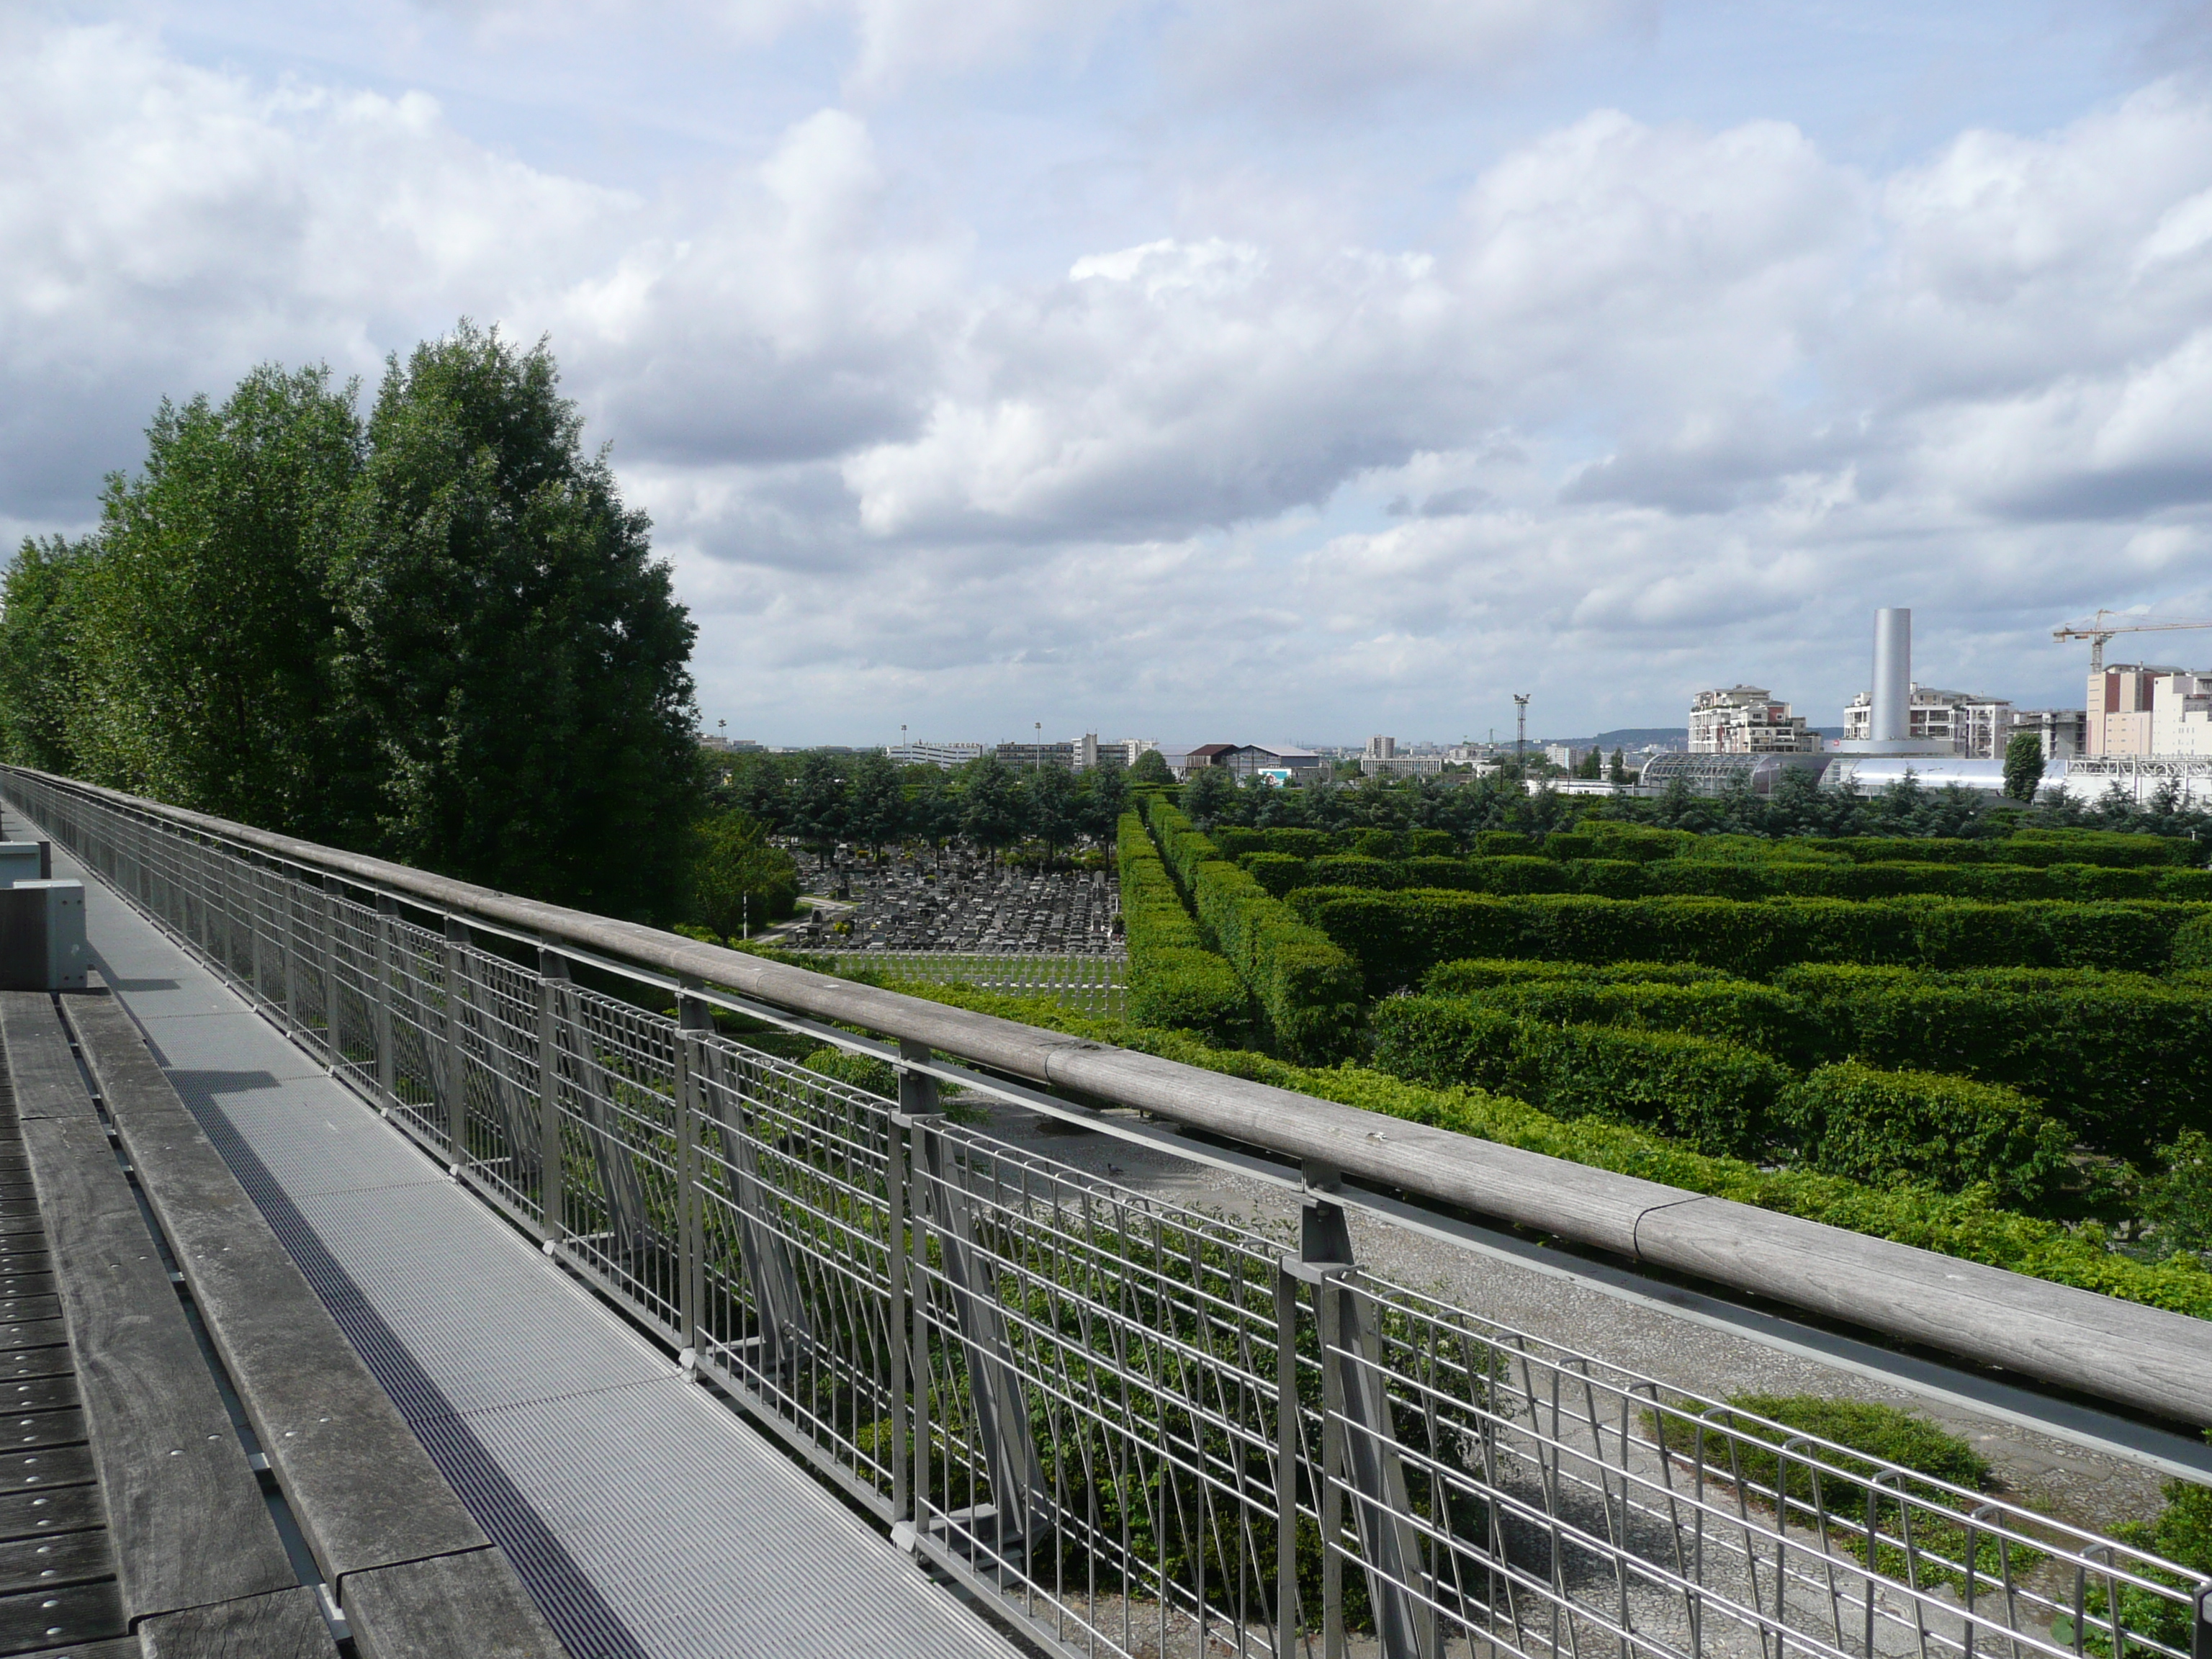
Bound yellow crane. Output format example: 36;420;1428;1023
2052;611;2212;672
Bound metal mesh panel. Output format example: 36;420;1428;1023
6;768;2206;1659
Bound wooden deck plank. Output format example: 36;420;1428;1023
337;1549;568;1659
0;1577;125;1653
0;1491;104;1545
133;1586;336;1659
0;999;92;1128
68;1000;490;1583
14;1080;293;1624
0;1529;115;1593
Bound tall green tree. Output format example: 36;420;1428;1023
844;750;906;856
958;753;1021;860
1022;763;1080;866
2002;732;2046;803
332;323;701;920
1128;748;1174;786
0;535;97;773
75;367;366;836
686;809;799;940
787;751;848;866
1182;763;1238;825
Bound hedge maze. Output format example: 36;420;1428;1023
1103;800;2212;1314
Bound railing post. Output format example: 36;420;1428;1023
538;946;569;1247
1275;1259;1303;1652
675;985;712;1368
441;917;469;1173
373;896;398;1107
891;1039;938;1531
315;875;341;1058
246;858;268;1004
1295;1160;1433;1659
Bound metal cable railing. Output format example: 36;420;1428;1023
6;767;2208;1659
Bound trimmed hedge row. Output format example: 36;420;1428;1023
1213;826;1457;860
1415;974;1819;1064
1236;850;2212;903
1288;887;2210;992
1421;958;1738;989
1144;800;1363;1062
1776;1062;2074;1206
1117;811;1246;1041
1371;994;1786;1153
1772;963;2212;1161
862;977;2212;1322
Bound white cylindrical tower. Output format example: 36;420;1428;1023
1870;608;1911;744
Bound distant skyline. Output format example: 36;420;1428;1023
8;1;2212;742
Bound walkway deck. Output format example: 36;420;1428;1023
11;811;1016;1659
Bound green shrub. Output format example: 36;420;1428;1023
2113;1478;2212;1653
1777;1062;2074;1206
1403;856;1480;890
1774;963;2212;1161
1146;800;1362;1061
1118;812;1246;1040
1372;995;1786;1153
1651;1394;2005;1586
1463;856;1569;894
1542;831;1599;860
1236;851;1309;898
869;978;2212;1323
1451;978;1817;1064
1474;830;1533;857
1408;829;1457;858
1310;855;1403;889
2174;914;2212;970
802;1045;898;1099
1263;828;1332;858
2001;828;2198;868
1213;828;1269;858
1422;958;1740;992
1582;824;1696;863
1347;828;1404;860
1290;886;2212;993
1560;858;1648;899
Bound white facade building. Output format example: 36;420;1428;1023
1689;688;1818;754
885;740;986;768
1841;687;2014;758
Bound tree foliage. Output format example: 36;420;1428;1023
0;324;703;923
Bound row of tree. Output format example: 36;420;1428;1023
0;325;705;922
711;748;1168;866
711;742;2212;868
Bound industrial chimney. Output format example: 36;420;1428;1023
1870;608;1911;745
1841;607;1941;755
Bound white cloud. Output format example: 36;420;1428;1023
11;14;2212;739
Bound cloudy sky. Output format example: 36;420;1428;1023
8;1;2212;745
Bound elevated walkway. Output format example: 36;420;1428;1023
16;812;1015;1659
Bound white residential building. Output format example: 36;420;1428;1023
1689;688;1819;754
2148;673;2212;757
1842;686;2014;758
885;740;986;768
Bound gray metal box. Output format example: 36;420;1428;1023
0;843;50;886
0;881;87;991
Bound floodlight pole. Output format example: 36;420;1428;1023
1513;695;1530;771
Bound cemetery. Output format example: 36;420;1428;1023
778;849;1123;955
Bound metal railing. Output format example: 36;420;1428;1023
778;948;1128;1017
7;767;2208;1659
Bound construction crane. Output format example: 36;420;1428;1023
2052;611;2212;672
